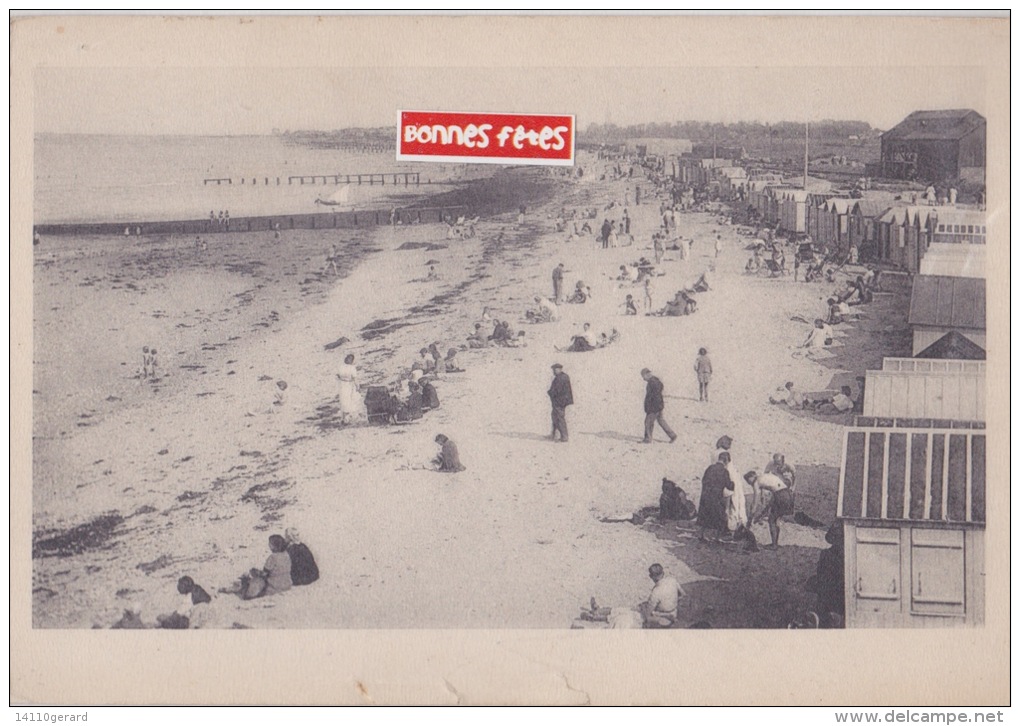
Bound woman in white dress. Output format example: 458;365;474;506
336;354;360;425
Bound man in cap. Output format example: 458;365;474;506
548;363;574;443
640;368;677;444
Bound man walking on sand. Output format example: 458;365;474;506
641;368;677;444
548;363;573;443
553;262;565;303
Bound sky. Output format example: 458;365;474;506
35;64;988;137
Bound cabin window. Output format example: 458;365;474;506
855;527;901;601
967;225;974;234
938;224;945;232
910;528;966;616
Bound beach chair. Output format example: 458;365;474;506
364;386;396;425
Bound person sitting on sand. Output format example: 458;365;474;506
659;479;694;521
566;280;591;304
679;291;697;315
274;380;288;408
801;319;833;348
769;381;805;408
526;296;559;323
745;256;760;274
418;348;437;374
157;575;213;629
481;306;493;322
618;264;639;283
233;535;293;600
111;603;146;629
467;323;488;349
827;297;850;325
433;434;465;473
623;294;638;316
398;380;424;422
639;563;685;629
428;343;443;371
849;275;873;305
488;320;511;345
505;330;528;348
426;264;439;281
565;323;598;352
815;386;855;415
444;349;464;373
692;272;710;293
285;528;319;586
420;377;440;410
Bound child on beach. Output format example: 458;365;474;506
141;346;151;379
324;244;339;277
274;380;287;408
149;349;159;380
643;277;653;311
623;294;638;316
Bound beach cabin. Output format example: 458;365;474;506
908;275;986;355
746;180;777;220
931;209;987;245
778;189;811;235
921;209;987;277
915;331;986;360
717;166;748;201
816;198;853;254
862;364;985;423
849;200;891;262
837;424;985;627
875;206;935;272
919;243;986;279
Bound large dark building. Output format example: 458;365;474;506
879;109;986;185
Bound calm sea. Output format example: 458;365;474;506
34;134;469;224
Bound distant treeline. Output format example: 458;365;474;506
279;127;395;150
581;120;876;145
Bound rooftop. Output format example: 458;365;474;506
908;275;986;330
882;109;986;142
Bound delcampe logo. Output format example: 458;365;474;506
397;111;575;166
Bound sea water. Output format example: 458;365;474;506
34;133;470;224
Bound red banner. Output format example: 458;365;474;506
397;111;575;166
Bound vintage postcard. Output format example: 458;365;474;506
10;14;1010;705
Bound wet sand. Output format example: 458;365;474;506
32;159;912;629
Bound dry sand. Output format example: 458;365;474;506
32;157;913;629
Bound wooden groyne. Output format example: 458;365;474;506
34;205;469;237
203;172;422;187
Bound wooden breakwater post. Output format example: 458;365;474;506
205;172;420;187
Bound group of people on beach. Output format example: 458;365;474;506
139;345;160;381
112;528;319;629
209;209;231;231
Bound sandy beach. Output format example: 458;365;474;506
32;156;913;629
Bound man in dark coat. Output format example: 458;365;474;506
547;363;574;443
640;368;677;444
552;263;565;302
698;452;735;542
600;219;612;249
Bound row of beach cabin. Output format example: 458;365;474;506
684;158;987;276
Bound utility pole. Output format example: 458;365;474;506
803;122;809;190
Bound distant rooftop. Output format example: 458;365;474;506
882;109;985;142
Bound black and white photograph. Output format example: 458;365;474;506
11;13;1009;707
